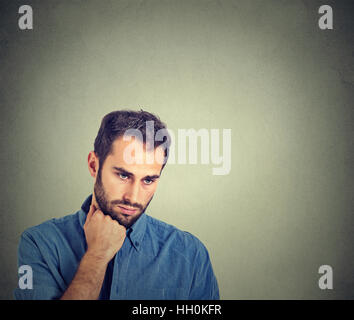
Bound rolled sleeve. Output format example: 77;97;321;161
14;231;63;300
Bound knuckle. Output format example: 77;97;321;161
96;211;104;219
112;221;119;229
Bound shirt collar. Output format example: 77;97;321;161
127;212;147;252
79;194;147;252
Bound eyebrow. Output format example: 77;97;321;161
112;166;160;180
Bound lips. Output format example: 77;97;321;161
118;205;137;215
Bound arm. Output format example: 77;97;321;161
14;231;65;300
59;252;108;300
60;203;126;300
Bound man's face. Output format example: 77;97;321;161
93;137;165;228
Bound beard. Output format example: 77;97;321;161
93;167;153;228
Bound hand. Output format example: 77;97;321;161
83;203;126;263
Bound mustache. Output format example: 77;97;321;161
111;199;144;210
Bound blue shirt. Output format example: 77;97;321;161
14;194;219;300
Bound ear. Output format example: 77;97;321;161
87;151;99;178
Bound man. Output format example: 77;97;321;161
14;110;219;300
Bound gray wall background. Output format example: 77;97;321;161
0;0;353;299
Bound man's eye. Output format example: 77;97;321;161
119;173;128;180
143;179;153;185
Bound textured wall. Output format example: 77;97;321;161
0;0;353;299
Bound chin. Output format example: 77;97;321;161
113;213;136;227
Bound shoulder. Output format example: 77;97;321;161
144;215;209;262
20;211;83;247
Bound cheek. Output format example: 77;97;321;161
102;174;125;197
142;185;157;202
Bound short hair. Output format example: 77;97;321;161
94;109;170;169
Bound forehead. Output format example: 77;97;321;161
103;136;164;175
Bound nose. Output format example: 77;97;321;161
123;180;140;206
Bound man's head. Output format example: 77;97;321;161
88;110;170;228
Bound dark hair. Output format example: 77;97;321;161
94;109;170;169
